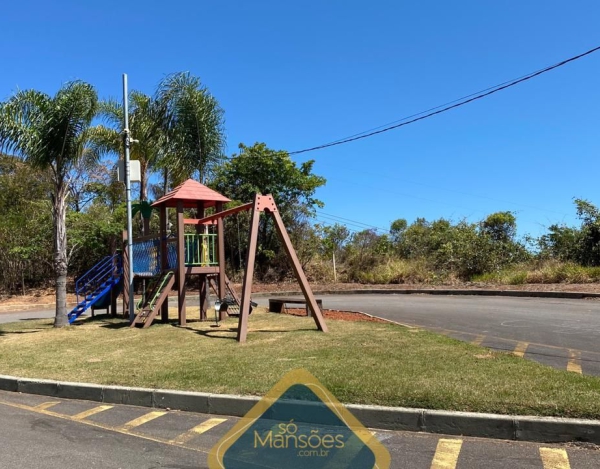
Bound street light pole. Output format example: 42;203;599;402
122;73;135;323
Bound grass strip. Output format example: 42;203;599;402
1;309;600;419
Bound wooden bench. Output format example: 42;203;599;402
268;297;323;317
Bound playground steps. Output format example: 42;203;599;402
68;254;122;324
131;271;175;328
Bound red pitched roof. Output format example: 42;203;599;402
151;179;231;208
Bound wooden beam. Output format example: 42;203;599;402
237;195;261;342
269;206;328;333
184;218;216;225
142;274;176;329
159;206;169;322
216;202;226;320
183;202;253;225
196;202;208;321
176;201;186;326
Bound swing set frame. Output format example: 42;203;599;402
180;193;328;342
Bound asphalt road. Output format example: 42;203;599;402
4;294;600;375
254;294;600;376
0;390;598;468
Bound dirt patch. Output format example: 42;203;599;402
4;280;600;312
246;282;600;294
282;308;389;323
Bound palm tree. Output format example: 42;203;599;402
156;72;226;187
0;81;98;327
92;92;164;201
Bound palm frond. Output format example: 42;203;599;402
97;98;123;127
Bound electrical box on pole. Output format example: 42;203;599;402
117;159;141;183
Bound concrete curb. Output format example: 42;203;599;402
1;374;599;444
253;289;600;300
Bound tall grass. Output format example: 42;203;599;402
473;260;600;285
346;259;451;284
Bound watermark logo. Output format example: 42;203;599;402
208;369;390;468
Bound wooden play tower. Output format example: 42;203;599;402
122;179;327;342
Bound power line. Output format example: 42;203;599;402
316;210;391;233
314;218;363;235
289;45;600;155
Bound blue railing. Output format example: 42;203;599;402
75;253;122;306
131;234;217;276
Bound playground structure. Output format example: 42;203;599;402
67;179;327;343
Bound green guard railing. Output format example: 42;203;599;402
184;233;218;266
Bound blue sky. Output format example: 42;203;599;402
1;1;599;239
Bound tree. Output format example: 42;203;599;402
320;223;350;282
574;198;600;266
0;81;98;327
213;143;325;212
0;154;53;293
481;212;517;243
213;143;326;279
156;72;226;188
538;224;580;262
93;92;163;201
389;218;408;247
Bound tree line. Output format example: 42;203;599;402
1;76;600;328
0;75;325;328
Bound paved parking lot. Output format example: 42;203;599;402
0;390;599;468
256;294;600;376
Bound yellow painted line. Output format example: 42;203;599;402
0;398;208;454
567;350;583;374
540;447;571;469
430;438;463;469
170;417;227;444
120;411;167;430
33;401;60;410
72;405;113;420
513;341;529;358
471;335;485;346
429;326;600;357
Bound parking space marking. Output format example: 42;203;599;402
430;438;462;469
471;335;485;346
33;401;60;410
567;350;583;374
0;398;208;454
170;417;228;444
540;447;571;469
72;405;113;420
513;341;529;358
120;411;168;430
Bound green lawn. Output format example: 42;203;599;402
1;308;600;418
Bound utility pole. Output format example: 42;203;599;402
122;74;135;323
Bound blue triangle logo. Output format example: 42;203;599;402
209;369;390;468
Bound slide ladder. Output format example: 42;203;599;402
68;253;122;324
131;271;175;328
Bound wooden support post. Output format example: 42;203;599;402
237;195;261;342
160;206;169;322
176;201;186;326
269;207;328;333
111;280;118;317
216;201;227;321
199;274;208;321
196;202;207;320
122;230;129;318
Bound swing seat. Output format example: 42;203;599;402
215;298;257;318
